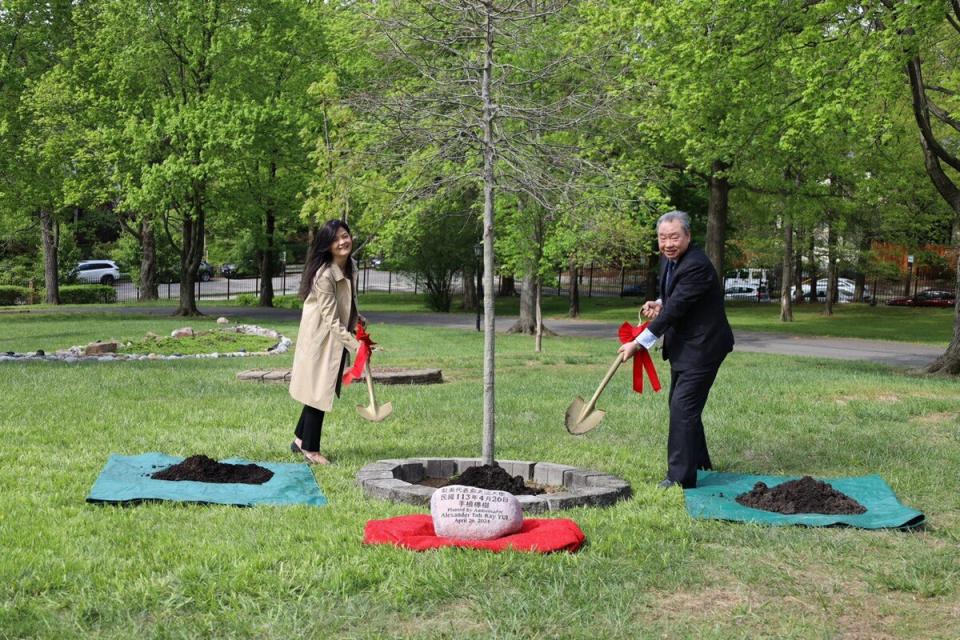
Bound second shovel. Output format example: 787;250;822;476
357;363;393;422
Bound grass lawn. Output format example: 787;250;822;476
354;292;956;345
1;310;958;638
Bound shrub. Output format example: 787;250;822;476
56;285;117;304
0;286;30;305
235;293;302;310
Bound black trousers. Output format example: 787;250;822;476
295;405;325;451
294;349;347;452
667;361;722;488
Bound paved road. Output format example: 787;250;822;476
9;304;942;369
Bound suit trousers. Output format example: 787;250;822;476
667;362;722;488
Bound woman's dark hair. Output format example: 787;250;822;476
299;219;353;300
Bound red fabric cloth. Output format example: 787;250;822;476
617;321;662;393
363;514;585;553
342;324;374;387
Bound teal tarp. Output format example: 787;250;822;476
87;453;327;507
684;471;924;529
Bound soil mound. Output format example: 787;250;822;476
454;464;545;496
736;475;866;515
151;455;274;485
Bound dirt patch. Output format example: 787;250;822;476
151;455;273;484
736;476;866;515
419;463;546;496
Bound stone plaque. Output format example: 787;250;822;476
430;484;523;540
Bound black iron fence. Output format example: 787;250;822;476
106;261;954;306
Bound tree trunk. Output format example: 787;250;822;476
462;262;478;311
645;248;659;301
139;217;159;300
807;230;817;303
498;274;516;297
824;218;836;316
854;230;871;303
175;193;204;317
507;271;536;334
793;226;804;304
480;5;496;465
534;278;543;353
705;160;730;276
568;257;580;318
258;206;276;307
39;210;60;305
780;212;793;322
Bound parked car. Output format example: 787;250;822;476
886;288;956;307
198;260;214;282
69;260;121;285
792;280;871;303
620;284;646;297
724;284;770;302
221;262;247;279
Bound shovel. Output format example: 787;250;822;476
565;353;625;435
357;363;393;422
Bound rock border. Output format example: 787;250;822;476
357;458;631;513
237;367;442;385
0;324;291;363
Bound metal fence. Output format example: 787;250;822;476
109;261;954;305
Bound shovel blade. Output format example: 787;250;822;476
565;396;605;435
357;401;393;422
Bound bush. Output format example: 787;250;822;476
235;293;303;310
56;285;117;304
0;286;30;305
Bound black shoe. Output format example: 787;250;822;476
657;478;679;489
290;440;301;454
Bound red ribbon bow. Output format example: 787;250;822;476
342;324;375;387
618;321;662;394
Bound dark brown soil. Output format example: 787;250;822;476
736;475;867;515
448;463;545;496
151;455;274;485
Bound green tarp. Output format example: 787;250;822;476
86;453;327;507
684;471;924;529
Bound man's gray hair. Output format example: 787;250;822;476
657;210;691;234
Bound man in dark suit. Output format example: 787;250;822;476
618;210;734;488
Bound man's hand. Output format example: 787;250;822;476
640;300;662;319
618;340;642;362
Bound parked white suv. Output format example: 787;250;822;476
70;260;121;285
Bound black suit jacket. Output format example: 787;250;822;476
647;245;734;370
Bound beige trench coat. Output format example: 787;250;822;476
289;262;361;411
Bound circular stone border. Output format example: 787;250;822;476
0;324;291;363
237;367;443;385
357;458;631;513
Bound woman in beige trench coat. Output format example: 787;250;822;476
289;219;361;464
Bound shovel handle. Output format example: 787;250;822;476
364;362;377;405
583;354;624;414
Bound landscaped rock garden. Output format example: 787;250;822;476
736;475;867;515
0;321;291;363
357;458;631;513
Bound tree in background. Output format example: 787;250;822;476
881;0;960;373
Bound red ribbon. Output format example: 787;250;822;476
342;324;375;387
618;321;662;393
